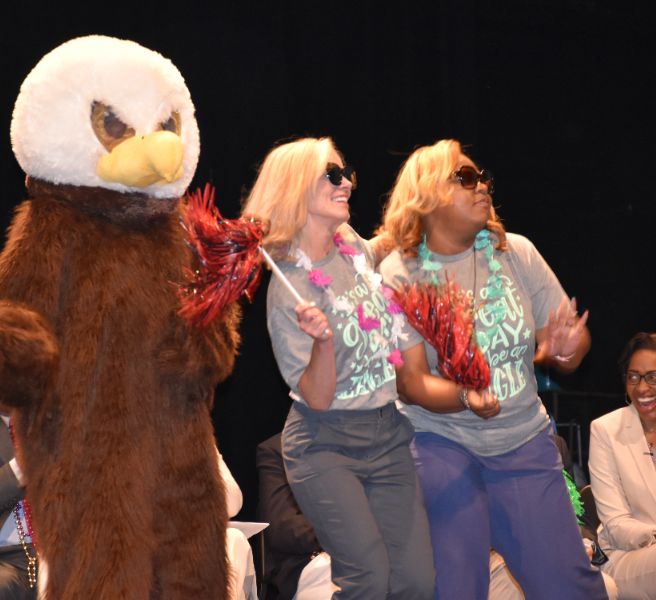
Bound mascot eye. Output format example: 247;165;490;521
104;112;127;138
159;112;181;135
91;101;135;151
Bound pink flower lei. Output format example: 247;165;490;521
293;232;406;366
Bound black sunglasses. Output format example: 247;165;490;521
325;163;357;189
452;165;494;194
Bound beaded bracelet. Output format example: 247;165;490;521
458;386;471;410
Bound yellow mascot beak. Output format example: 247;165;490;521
96;131;184;187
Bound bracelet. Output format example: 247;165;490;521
458;386;471;410
553;352;576;363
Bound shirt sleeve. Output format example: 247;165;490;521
379;250;426;352
343;224;376;269
266;276;314;395
507;234;568;330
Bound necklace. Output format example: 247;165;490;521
418;229;508;354
13;503;37;588
648;440;656;464
7;421;37;589
294;231;405;366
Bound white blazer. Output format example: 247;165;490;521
589;405;656;552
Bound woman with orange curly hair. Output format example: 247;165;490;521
378;139;606;599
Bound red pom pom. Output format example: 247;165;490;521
393;280;490;390
179;184;265;327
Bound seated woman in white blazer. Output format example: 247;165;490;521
589;332;656;600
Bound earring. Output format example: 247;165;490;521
624;394;632;406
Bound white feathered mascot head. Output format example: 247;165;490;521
11;35;199;199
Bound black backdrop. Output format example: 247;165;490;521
1;1;652;519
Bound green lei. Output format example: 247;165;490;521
563;469;584;524
418;229;507;354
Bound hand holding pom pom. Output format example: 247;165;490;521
392;280;490;390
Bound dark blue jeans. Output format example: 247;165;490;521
413;426;608;600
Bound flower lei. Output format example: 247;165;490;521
563;469;584;524
294;231;406;366
418;228;508;354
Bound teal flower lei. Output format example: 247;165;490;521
418;229;507;354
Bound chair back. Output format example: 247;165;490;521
579;484;600;533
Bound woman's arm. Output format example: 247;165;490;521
396;342;500;419
295;303;336;410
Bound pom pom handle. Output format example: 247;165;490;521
259;247;305;305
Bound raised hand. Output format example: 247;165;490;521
536;297;589;364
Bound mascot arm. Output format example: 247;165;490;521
0;201;63;408
0;301;58;409
156;302;240;407
203;301;241;385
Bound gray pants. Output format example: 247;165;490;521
282;402;435;600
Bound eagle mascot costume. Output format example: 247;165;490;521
0;35;239;599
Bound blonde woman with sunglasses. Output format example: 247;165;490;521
242;137;435;599
377;139;607;599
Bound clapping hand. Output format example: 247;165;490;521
535;298;589;365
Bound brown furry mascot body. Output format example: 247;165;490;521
0;37;238;599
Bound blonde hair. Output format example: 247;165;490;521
241;137;336;257
377;139;506;254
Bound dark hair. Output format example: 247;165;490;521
618;332;656;376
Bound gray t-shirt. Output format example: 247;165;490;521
267;225;399;410
379;232;566;455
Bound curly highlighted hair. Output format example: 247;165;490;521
377;139;506;255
